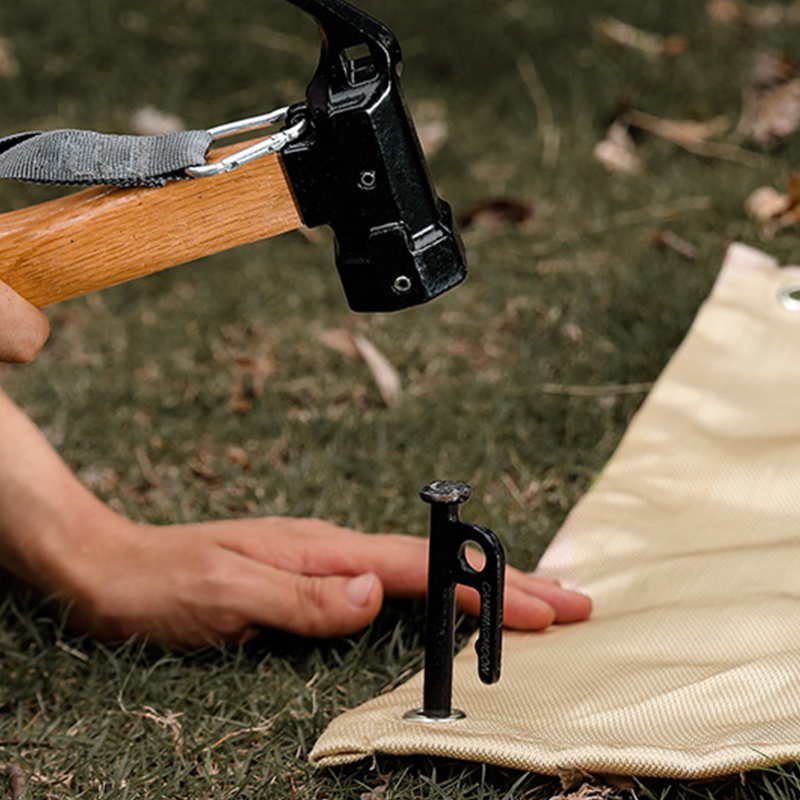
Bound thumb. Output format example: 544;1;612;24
0;279;50;364
250;570;385;638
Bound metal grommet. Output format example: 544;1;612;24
403;708;467;723
779;283;800;311
392;275;413;294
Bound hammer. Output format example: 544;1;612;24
0;0;467;314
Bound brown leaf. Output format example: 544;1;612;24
625;108;763;166
737;55;800;145
745;185;791;221
593;122;640;173
626;110;728;145
360;771;393;800
750;53;797;88
787;173;800;205
227;446;251;470
558;766;595;792
550;783;614;800
743;175;800;235
741;79;800;144
459;197;535;231
552;767;630;800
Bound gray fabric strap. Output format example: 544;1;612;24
0;129;215;188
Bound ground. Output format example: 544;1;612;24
2;0;800;797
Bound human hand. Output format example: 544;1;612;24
56;515;592;649
0;279;49;362
0;386;591;649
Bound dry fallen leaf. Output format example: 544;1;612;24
552;767;632;800
625;110;728;146
352;334;401;407
593;122;640;173
459;197;535;231
622;108;763;167
750;53;797;87
130;105;186;135
743;175;800;236
594;17;688;57
740;80;800;144
318;329;402;407
227;446;251;470
737;54;800;145
623;108;763;166
318;328;360;358
745;185;791;221
558;765;596;791
550;782;615;800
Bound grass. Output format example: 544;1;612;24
2;0;800;796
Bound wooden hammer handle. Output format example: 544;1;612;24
0;140;303;308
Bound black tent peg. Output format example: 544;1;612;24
405;480;505;722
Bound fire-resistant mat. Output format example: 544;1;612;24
310;243;800;779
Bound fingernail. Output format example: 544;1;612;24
347;573;377;607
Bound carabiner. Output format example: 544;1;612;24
185;107;307;178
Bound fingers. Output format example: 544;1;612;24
455;572;593;631
456;583;557;630
502;567;593;625
218;520;592;631
0;279;49;363
230;557;385;638
218;520;430;597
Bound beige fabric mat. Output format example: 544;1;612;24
311;244;800;779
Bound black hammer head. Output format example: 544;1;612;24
281;0;467;313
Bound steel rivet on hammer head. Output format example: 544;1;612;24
392;275;413;294
358;169;377;190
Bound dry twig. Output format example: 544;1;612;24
517;52;561;170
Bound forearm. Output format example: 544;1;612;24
0;386;110;590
